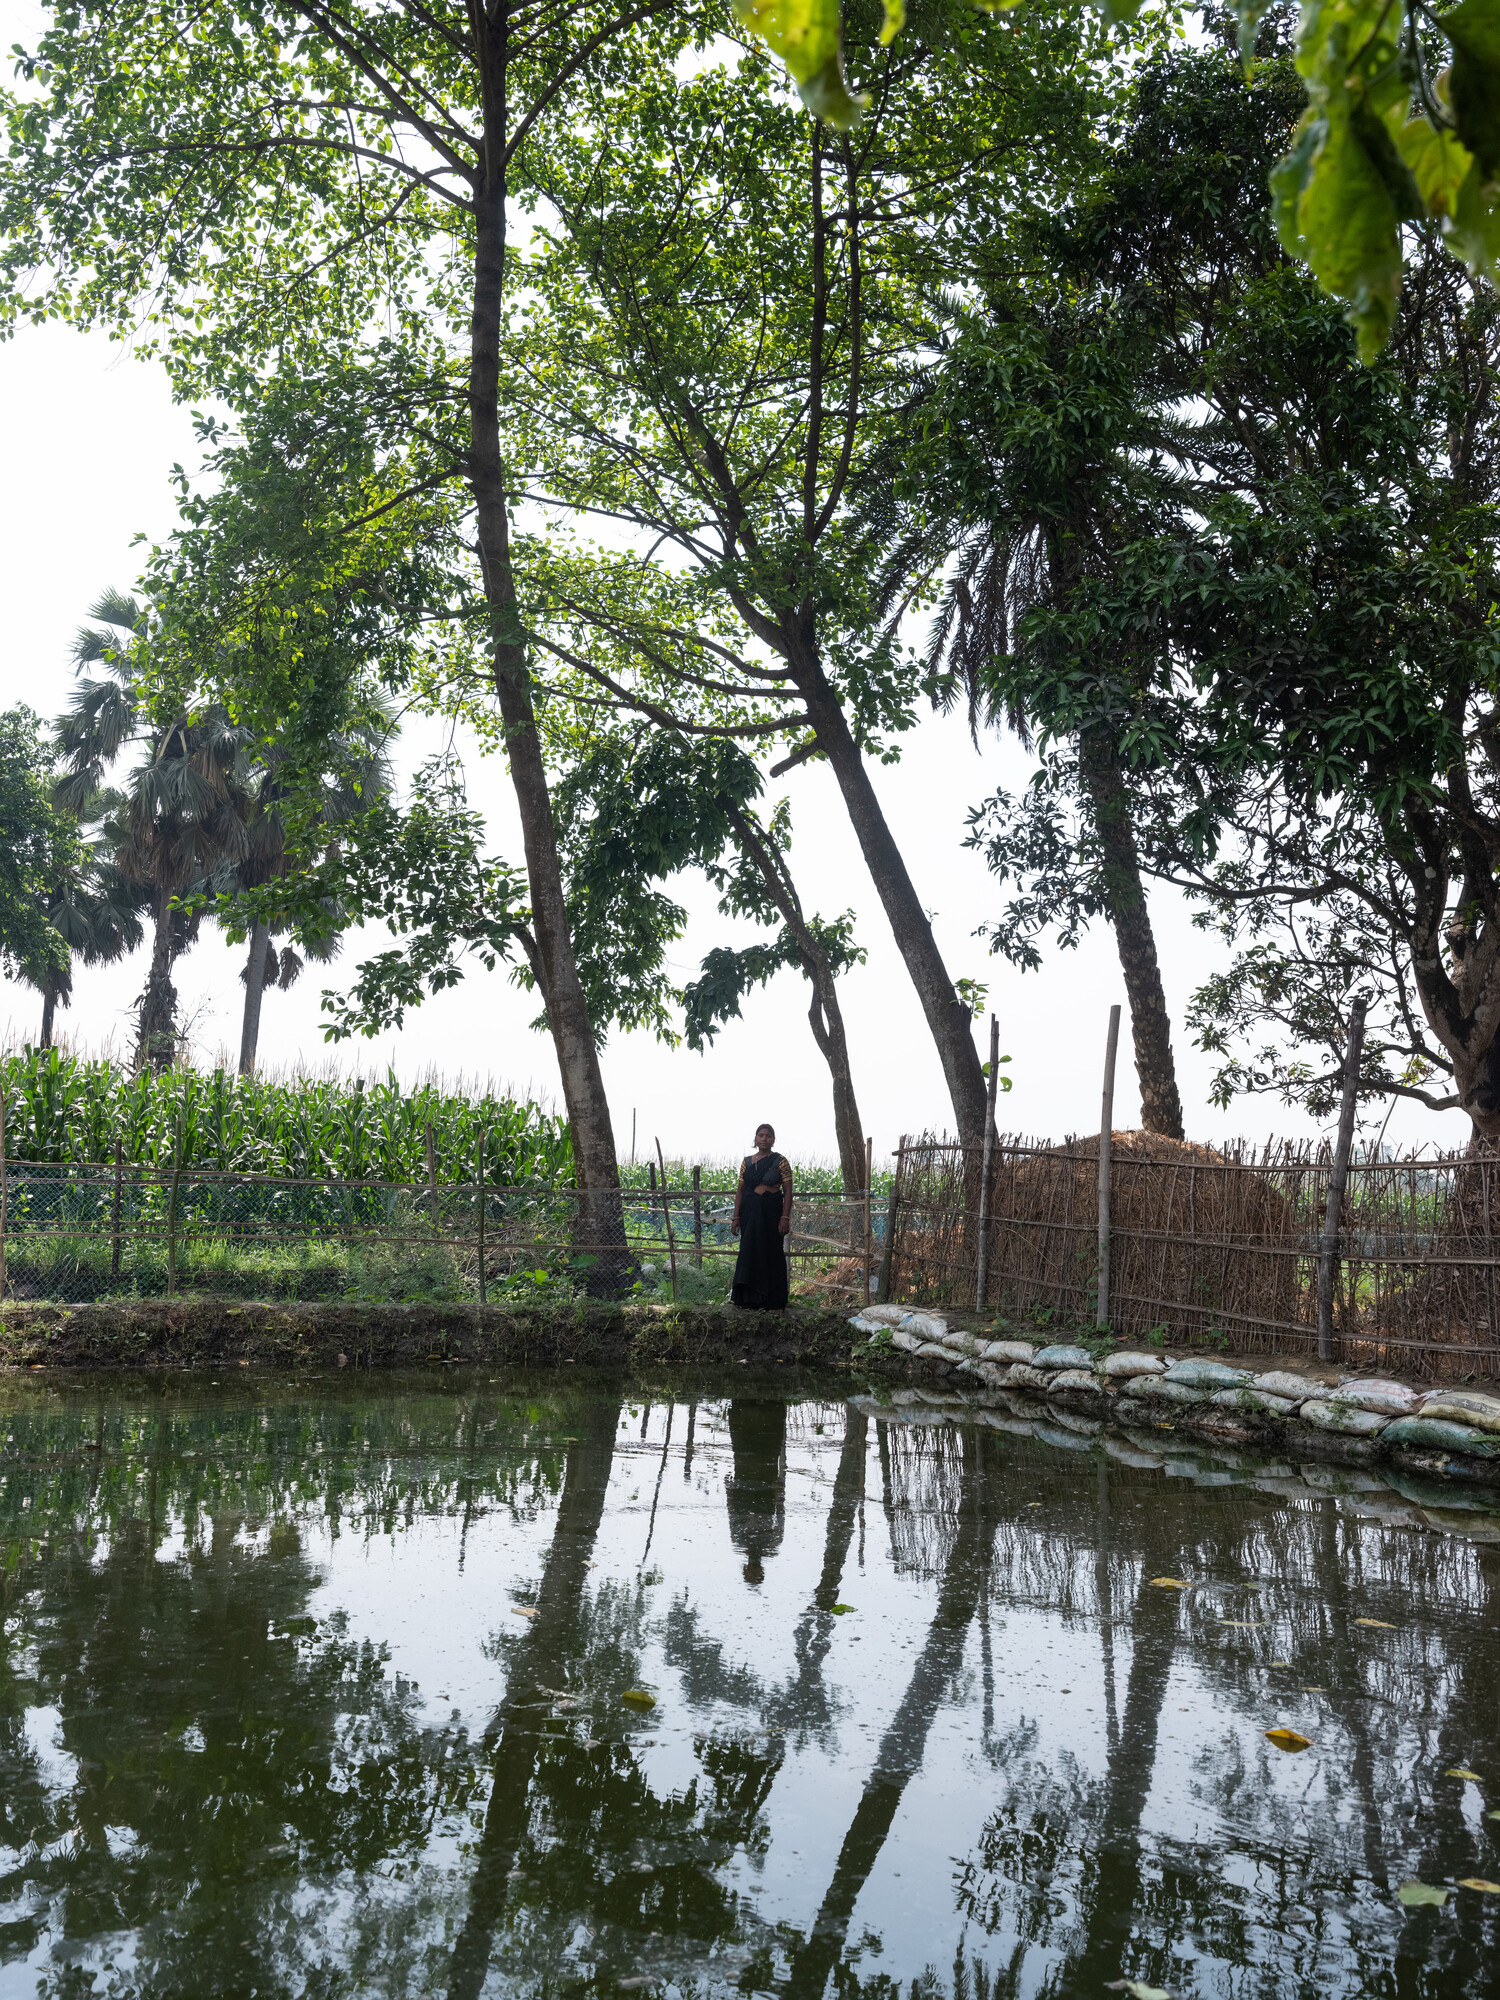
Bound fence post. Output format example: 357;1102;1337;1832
655;1139;678;1301
167;1119;182;1300
975;1014;1001;1312
1317;995;1368;1362
876;1142;904;1303
476;1127;487;1307
111;1137;123;1282
1097;1005;1122;1332
864;1135;874;1309
425;1121;439;1231
692;1164;702;1268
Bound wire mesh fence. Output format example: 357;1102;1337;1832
0;1156;884;1309
885;1131;1500;1377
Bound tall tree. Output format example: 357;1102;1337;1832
1;1;697;1227
498;10;1152;1139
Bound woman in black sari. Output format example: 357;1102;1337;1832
730;1123;793;1310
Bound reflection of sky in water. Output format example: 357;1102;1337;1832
0;1375;1497;1997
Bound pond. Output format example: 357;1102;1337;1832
0;1370;1496;1999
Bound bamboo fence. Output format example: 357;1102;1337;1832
881;1130;1500;1378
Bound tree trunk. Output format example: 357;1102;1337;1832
40;987;57;1050
468;47;624;1268
1078;729;1185;1139
137;896;179;1072
794;669;989;1140
238;921;270;1078
726;804;868;1194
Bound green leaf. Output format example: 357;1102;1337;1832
733;0;867;129
879;0;905;44
1438;0;1500;175
1393;114;1474;218
1445;156;1500;274
1272;102;1403;361
1396;1880;1450;1907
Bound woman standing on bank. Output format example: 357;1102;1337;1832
730;1123;793;1310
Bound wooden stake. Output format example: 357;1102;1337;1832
863;1135;874;1308
167;1116;182;1300
111;1137;123;1281
1318;995;1368;1362
425;1121;439;1231
975;1014;1001;1312
876;1142;904;1303
476;1127;487;1307
1097;1005;1121;1332
655;1138;678;1301
692;1164;702;1268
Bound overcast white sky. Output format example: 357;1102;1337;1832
0;2;1459;1165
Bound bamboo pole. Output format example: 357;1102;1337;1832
1318;995;1368;1362
476;1127;487;1307
975;1013;1001;1312
692;1164;702;1268
167;1117;182;1300
863;1135;874;1308
111;1137;123;1281
0;1087;7;1304
655;1138;678;1301
876;1143;904;1303
1097;1005;1122;1332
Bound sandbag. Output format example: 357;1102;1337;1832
1418;1390;1500;1434
1300;1401;1389;1436
1254;1370;1320;1402
1334;1378;1418;1416
1163;1358;1252;1389
858;1304;915;1325
913;1341;952;1362
890;1328;923;1355
1382;1416;1500;1459
1103;1351;1166;1379
1124;1376;1208;1405
937;1329;985;1358
1005;1364;1053;1393
1033;1343;1094;1371
1210;1386;1299;1417
1048;1368;1104;1394
981;1338;1036;1365
848;1314;886;1335
900;1311;948;1344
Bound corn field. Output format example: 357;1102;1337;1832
884;1130;1500;1377
0;1048;573;1183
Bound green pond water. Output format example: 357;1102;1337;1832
1;1370;1497;1999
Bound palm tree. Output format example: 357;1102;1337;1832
25;806;145;1047
231;702;394;1076
55;590;255;1070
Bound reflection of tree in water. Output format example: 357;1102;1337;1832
725;1399;787;1585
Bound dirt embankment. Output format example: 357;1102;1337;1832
0;1300;858;1372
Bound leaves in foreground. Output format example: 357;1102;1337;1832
1397;1880;1449;1907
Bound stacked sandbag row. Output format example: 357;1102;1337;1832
848;1307;1500;1468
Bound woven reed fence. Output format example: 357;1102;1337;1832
882;1131;1500;1378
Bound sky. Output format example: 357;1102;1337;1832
0;7;1459;1168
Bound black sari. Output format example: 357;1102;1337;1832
731;1151;790;1311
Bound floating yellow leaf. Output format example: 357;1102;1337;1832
1265;1728;1313;1752
1457;1878;1500;1893
1354;1618;1396;1629
1397;1880;1448;1907
512;1607;539;1619
621;1688;656;1708
1446;1767;1482;1780
1150;1577;1189;1589
830;1603;855;1614
1270;1660;1292;1667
